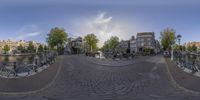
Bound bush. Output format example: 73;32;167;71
143;48;154;55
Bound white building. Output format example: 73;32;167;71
0;40;44;54
130;36;137;53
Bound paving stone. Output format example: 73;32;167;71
0;55;199;100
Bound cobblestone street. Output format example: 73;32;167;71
0;55;200;100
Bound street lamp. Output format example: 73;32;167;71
177;34;182;46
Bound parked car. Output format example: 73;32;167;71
163;51;170;57
85;52;98;57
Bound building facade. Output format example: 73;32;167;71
155;40;161;53
130;36;137;53
116;40;130;54
66;37;85;54
185;42;200;52
129;32;161;54
0;40;44;54
136;32;156;52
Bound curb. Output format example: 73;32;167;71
91;61;135;67
0;56;63;95
87;58;135;67
164;58;200;95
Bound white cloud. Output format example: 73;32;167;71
13;25;42;40
16;32;42;39
75;12;138;47
93;12;112;24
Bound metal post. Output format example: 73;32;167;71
171;45;174;61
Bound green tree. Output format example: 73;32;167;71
102;40;110;52
182;45;186;51
38;44;44;52
17;44;24;53
191;44;197;52
173;44;179;51
187;45;192;52
3;45;10;54
102;36;119;52
108;36;119;49
84;33;99;52
173;44;184;51
44;45;48;51
27;41;35;53
46;27;67;53
160;28;176;50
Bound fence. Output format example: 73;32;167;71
174;52;200;74
0;52;57;78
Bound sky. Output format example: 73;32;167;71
0;0;200;46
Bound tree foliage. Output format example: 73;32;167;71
38;44;44;52
173;44;184;51
192;44;197;52
187;44;197;52
187;45;192;52
46;27;68;51
143;48;153;54
173;44;179;51
27;41;35;53
44;45;48;51
3;45;10;53
160;28;176;50
17;44;24;52
102;36;119;52
84;33;99;52
182;45;186;51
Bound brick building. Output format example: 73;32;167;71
136;32;156;53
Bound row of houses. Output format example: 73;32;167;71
65;32;161;54
0;40;45;54
116;32;161;54
184;42;200;52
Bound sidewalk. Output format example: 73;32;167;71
166;58;200;92
0;56;63;93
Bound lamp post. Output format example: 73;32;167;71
171;43;175;61
177;34;182;49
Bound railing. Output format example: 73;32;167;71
174;52;200;74
0;52;57;78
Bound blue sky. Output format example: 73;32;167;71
0;0;200;46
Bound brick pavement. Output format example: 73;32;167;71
0;55;199;100
166;58;200;92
